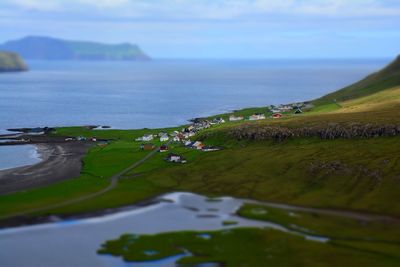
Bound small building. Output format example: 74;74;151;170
272;113;283;119
77;136;87;141
141;144;155;151
211;117;225;124
183;132;195;139
165;153;187;164
136;134;154;142
89;137;97;142
160;134;169;142
192;141;205;150
173;133;185;142
249;113;266;121
184;140;194;147
159;145;169;152
142;134;154;141
294;108;302;114
229;115;244;121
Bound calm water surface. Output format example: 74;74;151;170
0;145;40;170
0;59;389;132
0;192;328;267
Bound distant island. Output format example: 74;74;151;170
0;52;28;72
0;36;150;61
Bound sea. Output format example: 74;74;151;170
0;58;390;169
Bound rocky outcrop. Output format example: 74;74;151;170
0;52;28;72
228;123;400;142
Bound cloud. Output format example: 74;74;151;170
7;0;61;11
1;0;399;58
4;0;400;19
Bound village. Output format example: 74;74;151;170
134;101;310;164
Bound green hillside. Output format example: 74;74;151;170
0;52;28;72
314;55;400;105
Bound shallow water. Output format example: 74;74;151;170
0;192;328;267
0;145;41;170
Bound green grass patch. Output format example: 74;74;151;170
238;203;400;247
98;228;400;266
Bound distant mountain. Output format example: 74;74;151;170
0;52;28;72
0;36;150;61
314;55;400;105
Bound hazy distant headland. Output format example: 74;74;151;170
0;52;28;72
0;36;150;61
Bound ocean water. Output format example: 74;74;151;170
0;144;41;170
0;59;390;133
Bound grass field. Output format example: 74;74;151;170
97;228;400;267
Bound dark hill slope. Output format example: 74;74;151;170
314;55;400;105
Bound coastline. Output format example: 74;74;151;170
1;189;398;230
0;144;42;171
0;142;91;195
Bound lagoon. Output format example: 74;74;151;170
0;192;328;267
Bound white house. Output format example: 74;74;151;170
184;140;193;147
211;117;226;124
192;141;205;150
229;115;244;121
136;134;153;142
249;114;266;120
166;154;187;163
160;134;169;142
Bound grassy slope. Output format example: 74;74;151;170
313;55;400;105
0;52;27;72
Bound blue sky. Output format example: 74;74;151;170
1;0;399;58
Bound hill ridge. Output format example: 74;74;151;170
0;36;150;61
314;55;400;105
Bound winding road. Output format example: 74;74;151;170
0;143;164;221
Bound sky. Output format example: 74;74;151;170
0;0;399;59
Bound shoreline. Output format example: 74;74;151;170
1;190;398;230
0;141;91;195
0;144;44;172
0;193;168;229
